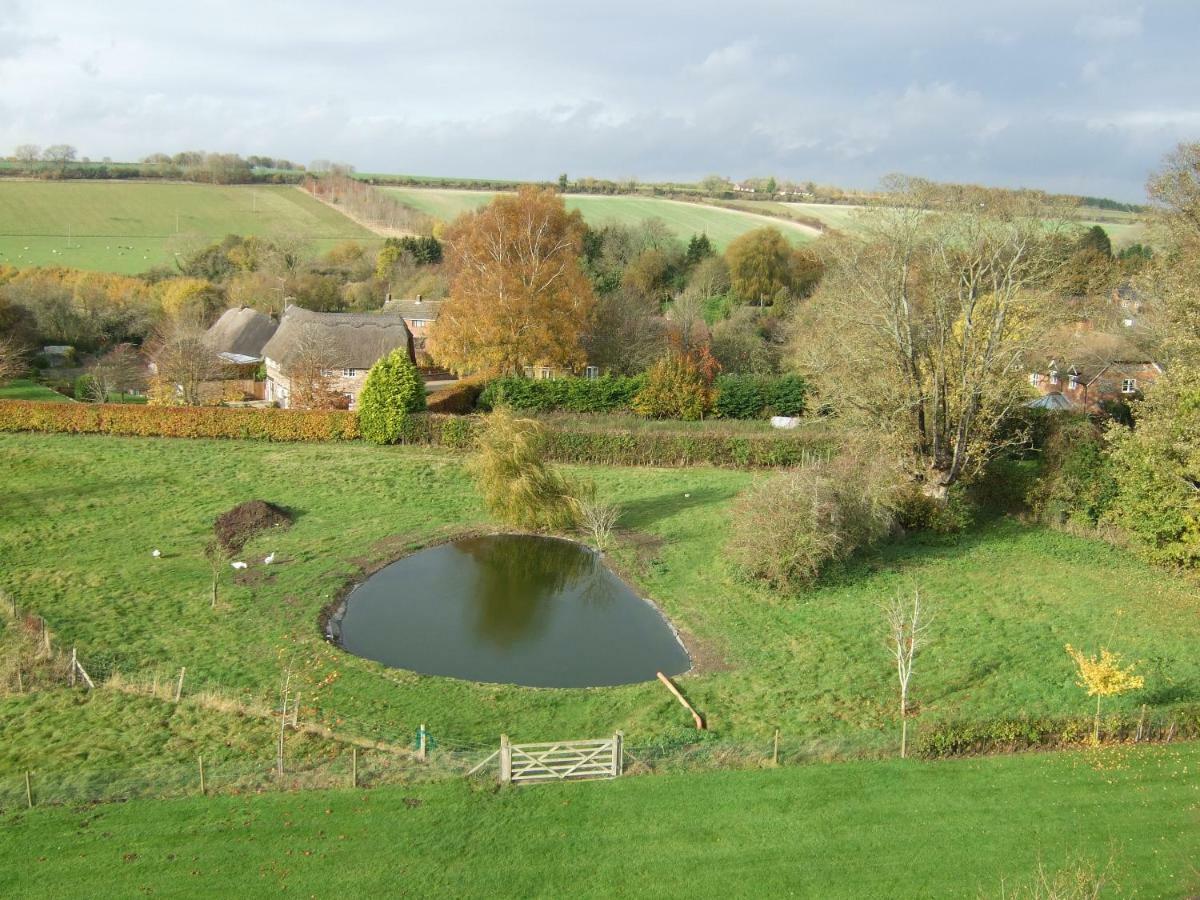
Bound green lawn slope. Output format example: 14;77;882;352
1;743;1197;897
0;182;376;274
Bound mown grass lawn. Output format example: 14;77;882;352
0;181;376;274
2;432;1199;776
1;742;1197;898
0;380;70;402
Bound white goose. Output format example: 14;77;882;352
231;561;248;570
263;552;276;565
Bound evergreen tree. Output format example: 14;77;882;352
357;349;426;444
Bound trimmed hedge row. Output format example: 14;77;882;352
394;414;830;468
426;377;486;414
479;373;808;420
0;400;829;468
478;375;644;413
915;706;1200;759
0;400;361;441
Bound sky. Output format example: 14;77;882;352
1;1;1198;202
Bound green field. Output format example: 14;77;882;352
0;182;377;274
0;379;69;402
1;432;1198;775
2;743;1197;897
384;188;818;248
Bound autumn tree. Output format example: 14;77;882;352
1065;645;1143;742
725;227;793;307
286;328;342;410
428;186;595;376
794;192;1066;497
1142;142;1200;362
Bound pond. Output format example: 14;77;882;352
330;534;690;688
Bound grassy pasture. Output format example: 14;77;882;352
1;743;1197;897
1;433;1198;772
383;188;817;248
0;379;69;402
0;182;377;274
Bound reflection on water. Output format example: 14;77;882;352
336;534;689;688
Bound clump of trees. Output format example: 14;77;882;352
632;350;717;420
357;349;427;444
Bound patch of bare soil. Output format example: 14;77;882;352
214;501;293;555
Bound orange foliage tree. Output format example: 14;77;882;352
428;186;595;376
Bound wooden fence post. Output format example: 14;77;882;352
174;667;186;702
351;747;358;788
499;735;512;784
25;772;33;809
612;731;623;777
418;724;427;761
1136;704;1146;743
198;755;206;796
69;647;77;687
773;728;780;766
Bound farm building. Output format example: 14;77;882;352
261;305;415;409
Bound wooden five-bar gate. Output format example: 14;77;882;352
498;733;623;784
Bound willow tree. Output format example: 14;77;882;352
428;186;595;376
794;189;1066;496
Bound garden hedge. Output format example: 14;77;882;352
915;706;1200;758
478;375;644;413
0;399;829;468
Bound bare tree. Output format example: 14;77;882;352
795;190;1068;497
0;336;28;384
203;540;231;609
84;343;144;403
149;318;220;406
13;144;40;164
886;589;931;759
572;488;621;553
287;327;343;410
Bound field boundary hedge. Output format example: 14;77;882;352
0;400;829;468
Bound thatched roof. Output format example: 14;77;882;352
382;298;445;322
204;307;278;362
262;306;414;371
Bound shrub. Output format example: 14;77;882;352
1106;366;1200;566
356;349;426;444
893;483;974;534
73;374;95;401
1027;414;1116;526
468;408;577;530
478;374;644;414
713;375;767;420
766;374;807;416
633;354;713;420
726;454;895;589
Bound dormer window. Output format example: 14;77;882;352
1068;374;1079;389
1049;371;1059;386
1121;378;1137;394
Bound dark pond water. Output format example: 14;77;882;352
332;534;690;688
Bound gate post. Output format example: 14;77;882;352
612;731;623;777
499;734;512;784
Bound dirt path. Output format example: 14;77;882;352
294;185;418;238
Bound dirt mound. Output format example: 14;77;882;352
214;501;292;555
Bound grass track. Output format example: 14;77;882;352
383;188;817;248
0;182;376;274
1;743;1197;897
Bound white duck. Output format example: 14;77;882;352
231;561;248;570
263;552;276;565
151;549;162;558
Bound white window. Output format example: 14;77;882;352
1029;373;1041;386
1068;375;1079;389
1049;372;1059;386
522;366;534;379
342;368;357;378
537;366;553;381
411;319;428;328
584;366;600;380
1121;378;1137;394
